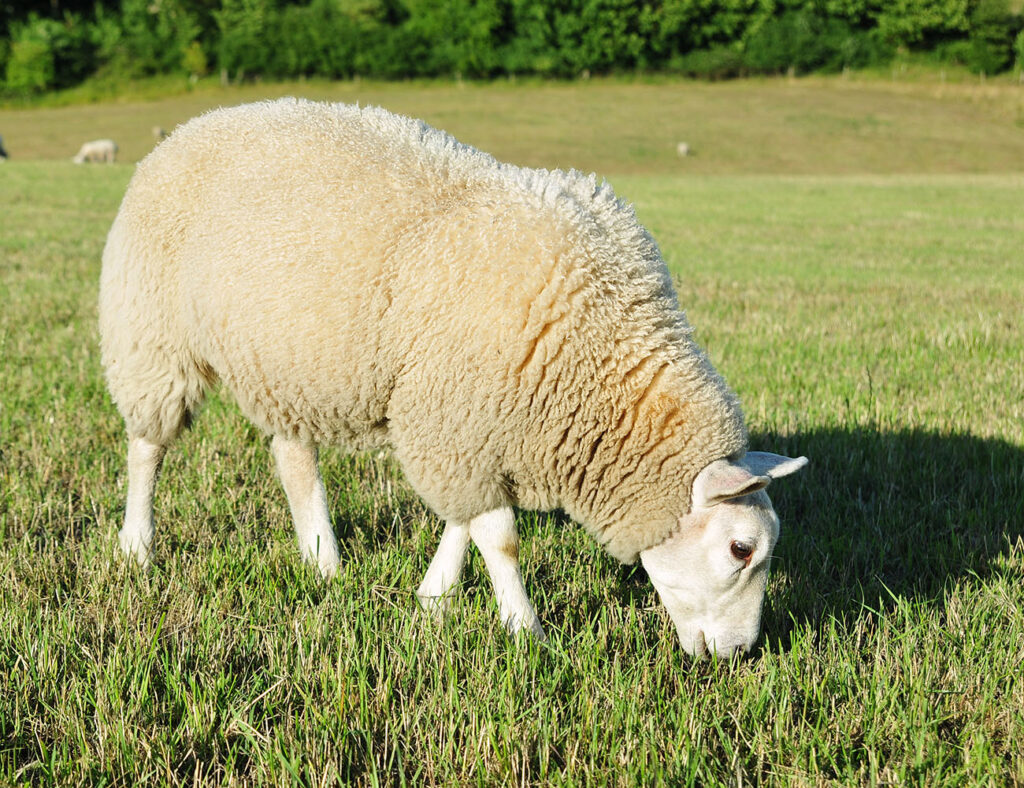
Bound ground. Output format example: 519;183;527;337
0;75;1021;785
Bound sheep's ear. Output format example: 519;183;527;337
741;451;809;481
692;459;771;507
692;453;809;508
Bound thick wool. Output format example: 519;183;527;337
99;98;748;563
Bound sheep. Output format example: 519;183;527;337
152;126;168;142
0;134;8;160
73;139;118;164
99;98;807;657
676;141;690;157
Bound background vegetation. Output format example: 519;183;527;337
0;78;1022;784
2;0;1024;98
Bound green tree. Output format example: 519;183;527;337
4;13;94;94
215;0;277;78
93;0;205;77
398;0;505;77
964;0;1019;73
873;0;970;47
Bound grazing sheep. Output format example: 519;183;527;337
676;141;690;157
73;139;118;164
100;99;807;657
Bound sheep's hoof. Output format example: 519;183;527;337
313;557;339;580
506;616;547;643
118;529;152;569
416;592;452;620
300;544;340;579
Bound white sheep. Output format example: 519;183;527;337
99;99;807;657
73;139;118;164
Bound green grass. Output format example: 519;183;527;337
2;74;1024;175
1;80;1023;785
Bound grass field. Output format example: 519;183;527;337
3;75;1024;175
1;78;1023;785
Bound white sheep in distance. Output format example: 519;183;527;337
99;99;807;658
73;139;118;164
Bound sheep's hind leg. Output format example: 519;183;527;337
118;435;167;567
469;508;546;641
271;435;340;578
417;520;470;617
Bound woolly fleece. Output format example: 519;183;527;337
99;98;748;563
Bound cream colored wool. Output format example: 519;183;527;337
99;98;748;563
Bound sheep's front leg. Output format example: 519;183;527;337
417;520;470;617
271;435;340;578
469;508;546;640
119;435;167;567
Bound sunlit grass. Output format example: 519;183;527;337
2;74;1024;175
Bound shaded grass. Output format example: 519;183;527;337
0;153;1022;784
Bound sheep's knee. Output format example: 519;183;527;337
469;508;546;640
271;435;340;578
119;435;167;567
417;520;470;617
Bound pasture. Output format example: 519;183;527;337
1;78;1022;785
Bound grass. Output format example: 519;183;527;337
2;74;1024;174
1;78;1023;785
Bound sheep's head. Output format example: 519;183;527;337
640;452;807;658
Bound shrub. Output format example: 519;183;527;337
5;37;54;94
215;0;277;79
669;46;745;79
94;0;205;78
550;0;645;77
962;0;1019;74
873;0;970;48
181;40;208;78
501;0;557;75
4;14;95;94
743;10;888;75
0;0;1020;91
399;0;505;78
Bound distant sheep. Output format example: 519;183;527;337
73;139;118;164
676;141;690;157
152;126;168;142
100;99;806;657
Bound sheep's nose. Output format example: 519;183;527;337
705;639;750;660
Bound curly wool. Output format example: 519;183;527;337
99;98;748;563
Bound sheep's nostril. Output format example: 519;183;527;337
705;639;750;660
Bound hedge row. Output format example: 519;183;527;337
3;0;1023;95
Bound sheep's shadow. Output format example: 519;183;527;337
744;426;1024;649
318;426;1022;651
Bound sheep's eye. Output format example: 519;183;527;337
730;541;754;563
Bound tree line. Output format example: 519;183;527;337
2;0;1023;96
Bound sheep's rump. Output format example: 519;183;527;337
103;101;519;444
100;98;746;557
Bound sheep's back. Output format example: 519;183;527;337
104;100;567;449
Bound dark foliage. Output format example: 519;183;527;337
1;0;1022;95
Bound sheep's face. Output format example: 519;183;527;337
640;452;807;658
